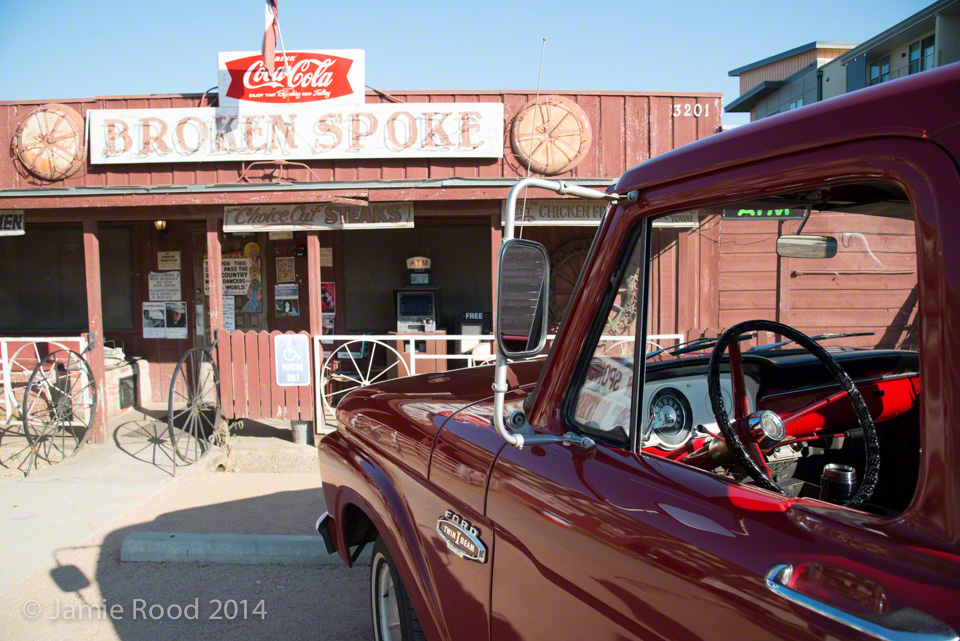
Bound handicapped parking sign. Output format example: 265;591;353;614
273;333;311;387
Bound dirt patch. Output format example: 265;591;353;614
220;438;320;474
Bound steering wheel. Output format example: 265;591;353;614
707;320;880;508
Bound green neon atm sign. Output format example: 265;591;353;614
721;208;805;220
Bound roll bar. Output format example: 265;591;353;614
492;178;620;448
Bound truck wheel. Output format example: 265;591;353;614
371;536;425;641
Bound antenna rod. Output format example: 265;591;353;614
518;38;546;240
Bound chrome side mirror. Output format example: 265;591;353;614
496;239;549;360
776;235;838;259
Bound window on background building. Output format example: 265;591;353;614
788;98;803;111
910;36;935;74
0;226;135;332
870;56;890;85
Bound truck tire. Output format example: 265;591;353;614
371;536;425;641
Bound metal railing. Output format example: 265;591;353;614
939;41;960;66
312;332;684;418
869;52;939;86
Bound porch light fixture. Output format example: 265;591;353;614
154;220;168;235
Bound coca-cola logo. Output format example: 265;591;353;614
225;52;355;104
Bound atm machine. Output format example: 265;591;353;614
396;289;439;333
392;256;445;373
394;256;440;333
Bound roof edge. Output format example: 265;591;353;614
839;0;960;65
728;41;858;77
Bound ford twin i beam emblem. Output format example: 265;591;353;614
437;510;487;564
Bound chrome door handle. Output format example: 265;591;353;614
766;564;958;641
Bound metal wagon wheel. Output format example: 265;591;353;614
320;340;410;415
167;347;220;465
21;350;96;465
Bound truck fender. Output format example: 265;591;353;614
320;431;448;641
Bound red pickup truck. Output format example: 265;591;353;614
317;64;960;641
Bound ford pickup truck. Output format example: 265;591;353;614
317;63;960;641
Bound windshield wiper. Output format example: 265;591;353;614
645;336;716;360
644;333;756;360
745;331;875;353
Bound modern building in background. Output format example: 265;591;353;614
726;0;960;122
725;42;857;121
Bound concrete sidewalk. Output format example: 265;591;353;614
0;409;183;595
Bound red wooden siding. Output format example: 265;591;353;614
0;90;721;192
215;329;314;421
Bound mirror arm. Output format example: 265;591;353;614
494;179;619;449
491;355;524;449
795;205;812;234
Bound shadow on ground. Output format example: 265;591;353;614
6;487;371;641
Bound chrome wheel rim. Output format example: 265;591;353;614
376;562;401;641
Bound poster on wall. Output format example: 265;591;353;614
142;302;166;339
276;257;295;283
321;282;336;315
319;247;333;267
148;271;181;302
165;302;188;339
322;317;334;344
196;304;205;337
275;284;299;318
223;296;236;333
203;257;253;296
157;251;181;270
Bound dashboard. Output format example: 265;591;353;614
641;374;759;450
575;348;919;451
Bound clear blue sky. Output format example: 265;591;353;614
2;0;931;125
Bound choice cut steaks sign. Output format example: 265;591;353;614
217;50;365;106
224;202;414;233
87;103;504;164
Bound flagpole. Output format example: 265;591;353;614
276;22;292;88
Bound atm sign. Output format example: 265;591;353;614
721;209;805;220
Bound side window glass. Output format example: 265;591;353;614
571;231;646;443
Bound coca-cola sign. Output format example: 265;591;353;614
218;50;364;106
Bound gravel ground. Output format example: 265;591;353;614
0;471;373;641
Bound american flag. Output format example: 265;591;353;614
261;0;280;77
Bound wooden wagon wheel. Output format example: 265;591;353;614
320;340;410;416
167;348;221;465
13;104;86;182
4;340;74;422
510;96;592;176
21;350;96;467
549;238;638;333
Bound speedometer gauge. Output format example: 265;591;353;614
645;387;694;450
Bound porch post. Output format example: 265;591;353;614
82;219;107;444
306;231;323;335
490;212;502;323
206;217;223;338
490;213;502;353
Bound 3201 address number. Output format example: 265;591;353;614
672;103;709;118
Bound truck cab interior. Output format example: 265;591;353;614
571;180;920;517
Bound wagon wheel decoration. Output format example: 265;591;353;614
510;96;592;176
3;340;75;422
549;238;638;334
19;350;96;469
320;340;411;415
13;104;86;182
167;348;221;465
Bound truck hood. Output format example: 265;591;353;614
334;360;544;477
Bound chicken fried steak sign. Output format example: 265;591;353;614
87;103;504;164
